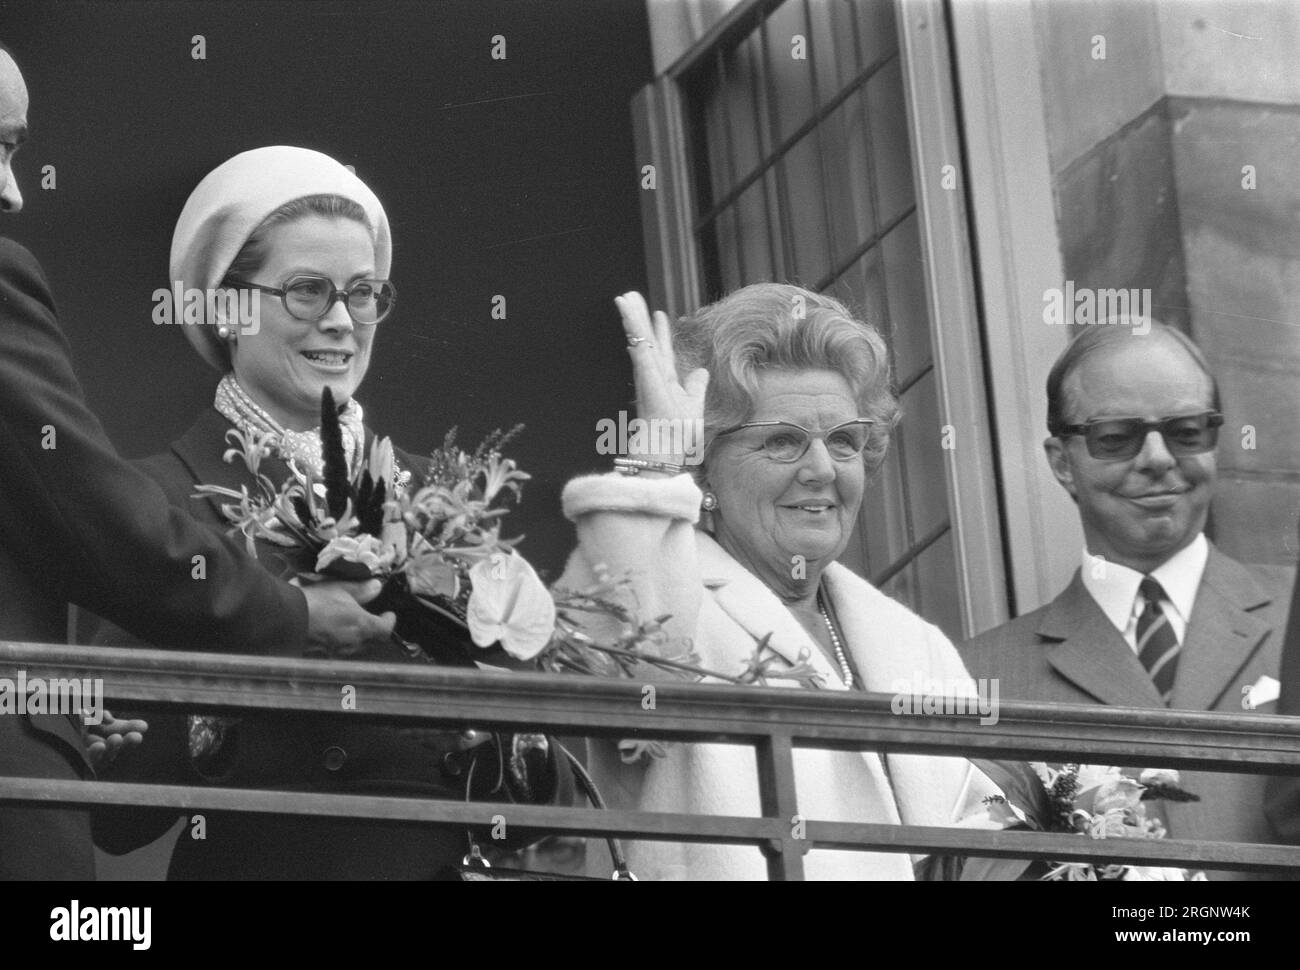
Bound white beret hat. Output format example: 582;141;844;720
169;145;391;371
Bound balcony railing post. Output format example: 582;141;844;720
755;731;807;880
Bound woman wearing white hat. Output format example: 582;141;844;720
93;146;564;879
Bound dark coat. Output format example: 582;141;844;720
961;545;1294;878
0;238;307;880
94;406;561;879
1265;531;1300;846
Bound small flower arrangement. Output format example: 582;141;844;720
963;760;1204;881
197;389;811;692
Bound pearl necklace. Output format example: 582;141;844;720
816;589;856;689
214;373;363;478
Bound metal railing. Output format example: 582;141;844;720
3;641;1300;880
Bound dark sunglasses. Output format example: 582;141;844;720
1056;411;1224;461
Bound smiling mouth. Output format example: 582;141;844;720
1128;489;1187;509
783;503;835;514
301;350;353;368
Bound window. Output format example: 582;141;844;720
634;0;1006;640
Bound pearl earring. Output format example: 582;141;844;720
216;324;231;340
701;491;718;512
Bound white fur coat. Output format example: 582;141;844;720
560;472;1000;880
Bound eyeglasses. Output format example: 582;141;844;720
225;275;396;325
715;419;874;463
1055;411;1224;461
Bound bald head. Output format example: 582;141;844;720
0;48;29;214
1046;321;1220;435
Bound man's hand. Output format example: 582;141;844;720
87;711;149;768
301;579;397;658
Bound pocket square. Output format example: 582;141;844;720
1240;675;1281;711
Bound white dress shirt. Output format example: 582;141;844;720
1078;533;1208;653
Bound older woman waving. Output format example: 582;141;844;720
560;284;1000;880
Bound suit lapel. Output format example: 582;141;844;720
1038;574;1165;709
168;408;305;577
172;408;253;518
1172;548;1273;711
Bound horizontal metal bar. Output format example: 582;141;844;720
804;820;1300;874
3;778;1296;873
0;779;780;847
5;642;1300;774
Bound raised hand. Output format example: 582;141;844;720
614;291;708;468
301;578;397;658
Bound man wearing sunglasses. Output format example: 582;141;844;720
962;319;1294;876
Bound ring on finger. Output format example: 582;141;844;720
627;336;650;347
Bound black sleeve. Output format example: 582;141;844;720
0;237;307;653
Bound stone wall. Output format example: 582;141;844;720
1033;0;1300;565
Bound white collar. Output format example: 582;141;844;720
1079;532;1208;634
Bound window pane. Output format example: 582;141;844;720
701;60;733;206
783;135;833;284
825;245;887;344
819;90;877;268
898;367;950;540
810;0;859;106
712;205;743;294
734;174;780;286
882;212;931;386
858;439;909;578
880;558;918;613
867;56;915;228
718;34;768;191
854;0;899;69
913;527;962;642
764;0;817;143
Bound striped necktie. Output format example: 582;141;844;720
1136;576;1180;705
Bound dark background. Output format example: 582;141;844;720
1;0;654;576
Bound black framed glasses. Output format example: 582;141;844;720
715;419;875;463
1055;411;1224;461
226;275;396;325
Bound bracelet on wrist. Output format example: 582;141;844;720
614;458;686;476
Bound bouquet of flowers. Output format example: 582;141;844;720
197;388;813;690
955;760;1204;881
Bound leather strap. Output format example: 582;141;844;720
460;737;636;880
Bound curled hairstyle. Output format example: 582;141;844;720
222;193;372;286
1045;321;1221;435
673;282;900;475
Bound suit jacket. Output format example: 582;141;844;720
0;238;306;880
94;406;564;879
960;545;1293;878
1265;532;1300;845
561;472;1002;880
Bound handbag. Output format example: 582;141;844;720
437;743;636;881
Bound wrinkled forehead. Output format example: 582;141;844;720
1064;334;1215;420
